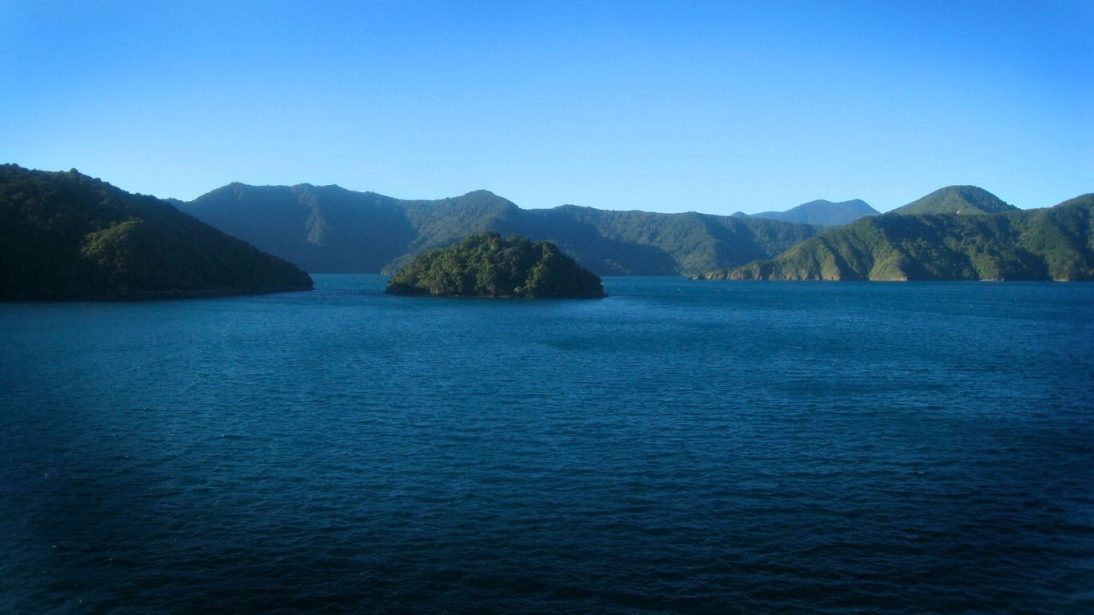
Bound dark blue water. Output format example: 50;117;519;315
2;276;1093;613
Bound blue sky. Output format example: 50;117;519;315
1;0;1090;213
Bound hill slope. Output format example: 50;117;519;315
890;185;1018;216
700;194;1094;281
181;185;818;276
741;199;878;226
504;205;817;276
386;232;605;298
0;165;313;300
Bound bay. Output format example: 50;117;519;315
2;276;1092;612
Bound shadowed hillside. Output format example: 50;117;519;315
0;165;313;300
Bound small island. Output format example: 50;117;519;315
386;233;606;298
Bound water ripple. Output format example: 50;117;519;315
1;277;1092;612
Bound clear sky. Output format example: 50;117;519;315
1;0;1090;213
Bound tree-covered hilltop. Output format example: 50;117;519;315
890;185;1018;216
0;164;313;300
698;194;1094;282
181;184;818;276
386;233;606;298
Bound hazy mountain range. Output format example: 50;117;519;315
182;182;1091;283
180;185;821;276
733;199;878;226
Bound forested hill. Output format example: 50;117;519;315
890;185;1019;216
699;193;1094;282
0;165;313;300
181;184;818;276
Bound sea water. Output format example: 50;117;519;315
2;276;1092;612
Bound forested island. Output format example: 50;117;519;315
385;233;606;298
0;165;313;300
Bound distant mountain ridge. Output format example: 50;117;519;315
0;165;313;300
736;198;878;226
700;190;1094;282
181;184;819;276
14;163;1081;286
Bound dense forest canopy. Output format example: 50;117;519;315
386;233;606;298
890;185;1019;216
0;165;313;300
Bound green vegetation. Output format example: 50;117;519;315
699;194;1094;281
181;184;818;276
737;199;878;226
512;206;817;276
386;233;606;298
0;164;313;300
18;166;1081;289
890;185;1018;216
